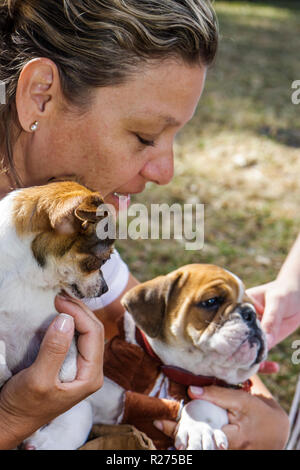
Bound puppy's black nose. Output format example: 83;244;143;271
100;280;108;296
238;305;256;325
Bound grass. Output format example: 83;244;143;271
116;1;300;412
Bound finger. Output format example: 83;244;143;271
33;314;75;382
153;420;177;438
55;296;104;381
55;294;103;326
258;360;280;374
55;296;104;358
246;285;268;310
188;385;247;416
261;298;284;349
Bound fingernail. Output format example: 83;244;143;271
153;420;163;431
54;314;74;333
189;386;204;397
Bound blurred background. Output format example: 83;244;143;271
117;0;300;412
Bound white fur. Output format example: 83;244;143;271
224;269;244;303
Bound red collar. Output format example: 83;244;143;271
135;328;252;393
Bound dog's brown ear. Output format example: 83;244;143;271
121;272;182;338
74;195;104;224
14;182;109;236
52;194;107;234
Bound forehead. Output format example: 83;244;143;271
174;265;243;299
92;60;207;127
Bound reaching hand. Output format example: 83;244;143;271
247;280;300;349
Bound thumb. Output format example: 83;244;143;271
258;360;280;374
153;419;178;438
33;314;75;381
188;385;248;416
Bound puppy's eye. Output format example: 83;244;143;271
197;297;223;310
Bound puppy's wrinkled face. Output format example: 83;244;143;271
122;264;267;384
14;181;114;298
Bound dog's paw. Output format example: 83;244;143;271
175;400;228;450
0;365;12;388
0;341;12;387
175;421;228;450
22;426;56;450
58;336;77;383
59;359;77;382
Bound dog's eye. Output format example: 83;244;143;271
197;297;223;310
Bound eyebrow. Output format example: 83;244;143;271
125;113;182;130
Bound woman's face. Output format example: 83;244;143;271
21;60;206;210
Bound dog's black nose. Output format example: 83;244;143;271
238;305;256;325
100;280;108;296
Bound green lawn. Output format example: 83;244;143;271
117;1;300;412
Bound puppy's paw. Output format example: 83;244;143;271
0;341;12;387
58;336;77;383
22;426;53;451
175;401;228;450
176;420;227;450
0;365;12;388
59;359;77;382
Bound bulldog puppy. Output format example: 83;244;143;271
84;264;267;450
0;180;113;387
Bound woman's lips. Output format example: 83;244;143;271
105;192;131;211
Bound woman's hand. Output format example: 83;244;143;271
247;234;300;350
154;379;290;450
0;294;104;449
247;280;300;349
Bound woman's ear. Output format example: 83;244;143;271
15;58;59;132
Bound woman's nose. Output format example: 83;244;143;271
140;148;174;186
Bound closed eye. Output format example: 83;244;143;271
197;296;224;310
136;134;156;147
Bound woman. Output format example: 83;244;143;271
0;0;289;449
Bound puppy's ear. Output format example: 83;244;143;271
14;182;109;237
121;272;182;338
74;195;104;224
52;194;106;234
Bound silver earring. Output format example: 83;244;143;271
30;121;39;132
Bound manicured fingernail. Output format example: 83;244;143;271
189;386;204;396
54;314;74;333
153;420;163;431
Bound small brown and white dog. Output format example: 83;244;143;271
0;181;114;446
23;263;267;450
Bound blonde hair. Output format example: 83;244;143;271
0;0;218;186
